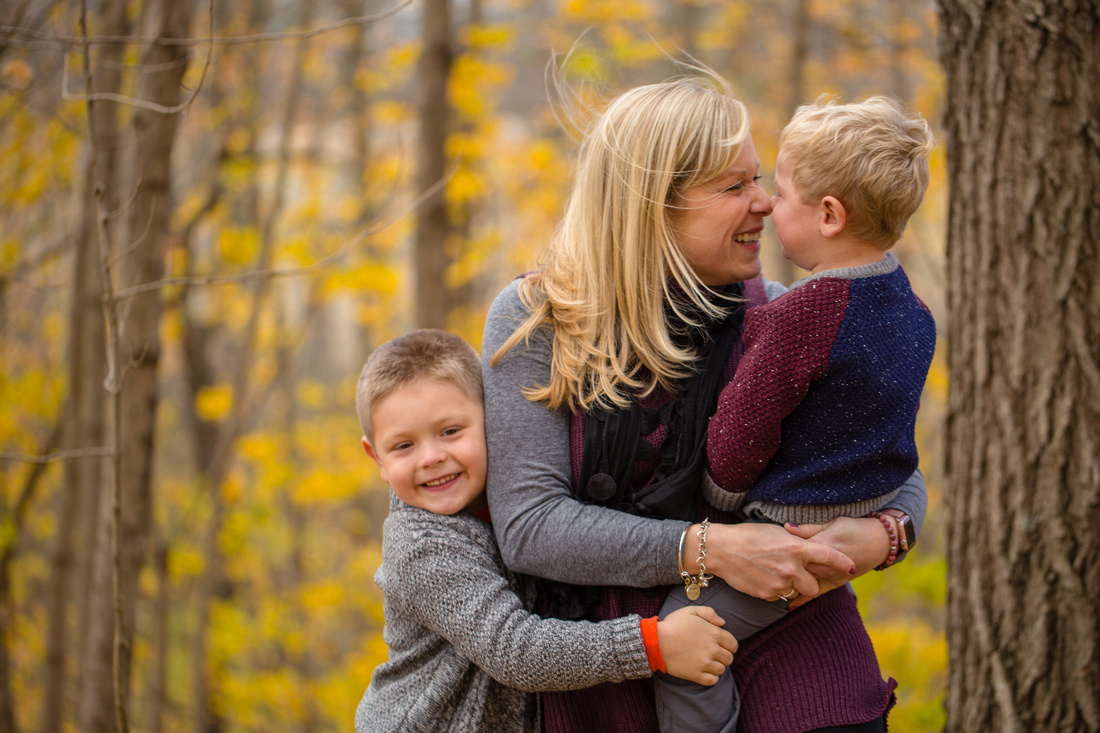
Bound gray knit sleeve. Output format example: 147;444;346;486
482;280;687;588
387;509;651;690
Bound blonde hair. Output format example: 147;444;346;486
780;96;935;248
356;329;483;441
492;72;751;411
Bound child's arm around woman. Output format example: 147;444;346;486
356;498;735;732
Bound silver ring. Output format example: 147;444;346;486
778;588;798;601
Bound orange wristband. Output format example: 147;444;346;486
640;616;665;673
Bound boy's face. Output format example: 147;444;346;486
363;378;488;516
770;150;823;271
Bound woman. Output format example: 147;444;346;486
482;72;925;733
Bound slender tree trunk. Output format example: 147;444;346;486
77;1;192;730
774;0;810;287
148;535;169;733
939;1;1100;731
190;5;311;730
0;425;61;733
48;3;127;730
887;1;911;103
415;0;452;328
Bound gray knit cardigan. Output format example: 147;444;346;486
353;495;651;733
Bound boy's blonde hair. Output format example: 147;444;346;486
493;72;751;411
780;96;934;248
356;329;483;442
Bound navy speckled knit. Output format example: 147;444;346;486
705;254;936;524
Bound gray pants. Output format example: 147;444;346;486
654;576;789;733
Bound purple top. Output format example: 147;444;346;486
484;274;918;732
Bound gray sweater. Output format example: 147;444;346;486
481;277;926;587
353;495;651;733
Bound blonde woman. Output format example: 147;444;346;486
483;75;925;733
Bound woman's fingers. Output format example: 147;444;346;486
798;540;856;578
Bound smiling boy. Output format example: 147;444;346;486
353;329;738;732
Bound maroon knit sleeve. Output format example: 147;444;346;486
706;279;850;493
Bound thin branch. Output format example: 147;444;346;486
62;0;214;116
111;149;460;302
0;422;62;564
0;447;113;464
1;0;415;49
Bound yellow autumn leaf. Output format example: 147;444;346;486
170;547;205;578
218;226;259;265
300;581;345;610
196;384;233;421
296;379;328;410
293;468;361;504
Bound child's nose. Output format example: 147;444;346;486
420;442;446;467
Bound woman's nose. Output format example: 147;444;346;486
753;187;773;215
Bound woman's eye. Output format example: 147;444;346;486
725;183;744;193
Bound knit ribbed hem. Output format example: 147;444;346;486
743;487;899;525
701;470;747;513
790;251;899;291
610;614;653;680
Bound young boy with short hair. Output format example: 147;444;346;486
353;329;737;732
655;96;937;732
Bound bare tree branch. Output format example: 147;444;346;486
0;447;113;464
63;0;213;116
1;0;415;49
110;149;464;302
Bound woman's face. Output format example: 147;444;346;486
670;135;773;287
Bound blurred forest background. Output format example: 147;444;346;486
1;0;948;731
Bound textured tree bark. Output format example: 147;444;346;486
939;1;1100;731
415;0;452;329
77;1;193;730
46;3;127;730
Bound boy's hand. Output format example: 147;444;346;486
657;606;737;685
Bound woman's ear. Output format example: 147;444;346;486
819;195;847;238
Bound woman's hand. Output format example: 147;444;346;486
781;517;893;607
692;522;856;603
658;606;738;685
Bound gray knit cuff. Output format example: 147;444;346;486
701;470;747;513
742;486;901;525
611;614;653;680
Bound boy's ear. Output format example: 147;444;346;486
819;195;847;238
362;436;379;464
362;436;388;482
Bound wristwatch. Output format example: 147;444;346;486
880;509;913;562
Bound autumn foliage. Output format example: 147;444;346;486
0;1;946;730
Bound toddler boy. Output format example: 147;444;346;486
655;96;937;732
353;329;738;732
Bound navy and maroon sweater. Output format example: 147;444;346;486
705;253;936;524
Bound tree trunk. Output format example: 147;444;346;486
47;2;127;730
189;4;310;730
775;0;810;286
415;0;452;329
939;1;1100;731
77;1;192;730
148;535;169;733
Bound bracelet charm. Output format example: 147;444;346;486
680;518;714;600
